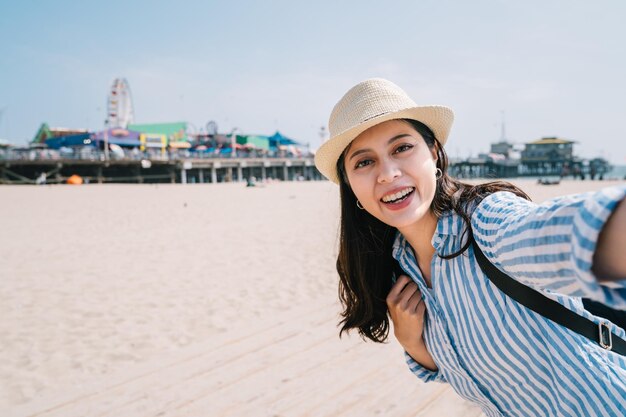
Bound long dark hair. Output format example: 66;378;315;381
335;119;530;343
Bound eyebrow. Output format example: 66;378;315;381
348;134;413;161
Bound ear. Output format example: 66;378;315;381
430;147;438;162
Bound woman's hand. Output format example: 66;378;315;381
386;275;437;371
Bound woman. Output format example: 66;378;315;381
314;78;626;416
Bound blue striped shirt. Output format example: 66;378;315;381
394;185;626;416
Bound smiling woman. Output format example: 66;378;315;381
314;78;626;417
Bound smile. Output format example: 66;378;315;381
381;187;415;204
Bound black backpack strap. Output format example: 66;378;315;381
583;298;626;329
470;234;626;356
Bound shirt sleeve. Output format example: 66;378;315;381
404;351;447;383
470;185;626;309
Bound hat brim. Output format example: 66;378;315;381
314;105;454;184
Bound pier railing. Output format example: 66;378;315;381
0;148;322;185
0;147;312;162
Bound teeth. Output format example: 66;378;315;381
382;187;414;203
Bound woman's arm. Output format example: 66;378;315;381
471;185;626;308
593;197;626;281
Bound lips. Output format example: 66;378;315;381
381;187;415;204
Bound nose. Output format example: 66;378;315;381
377;159;401;183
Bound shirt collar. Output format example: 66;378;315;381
436;210;464;237
391;210;464;260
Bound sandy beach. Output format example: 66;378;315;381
1;179;623;417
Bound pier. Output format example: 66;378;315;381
0;155;322;185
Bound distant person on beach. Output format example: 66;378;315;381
35;172;47;185
246;176;257;187
314;78;626;416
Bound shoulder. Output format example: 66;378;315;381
471;185;626;240
478;190;530;208
471;191;532;225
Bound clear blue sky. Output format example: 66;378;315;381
1;0;625;163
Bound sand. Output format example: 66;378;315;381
0;179;623;417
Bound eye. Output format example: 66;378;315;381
394;143;414;154
354;159;373;169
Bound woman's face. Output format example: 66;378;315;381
343;119;438;230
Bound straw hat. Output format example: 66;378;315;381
314;78;454;184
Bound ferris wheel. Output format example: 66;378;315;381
106;78;134;128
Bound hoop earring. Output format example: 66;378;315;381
356;200;364;210
435;168;442;180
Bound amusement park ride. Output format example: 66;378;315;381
106;78;134;129
102;78;135;160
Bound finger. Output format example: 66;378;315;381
388;274;412;298
393;274;412;290
398;281;420;309
415;297;427;319
407;290;423;313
